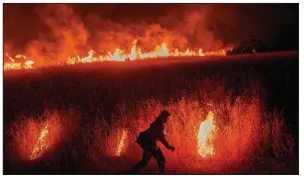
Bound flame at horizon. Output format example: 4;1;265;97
4;40;227;71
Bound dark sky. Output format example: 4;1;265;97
3;3;299;63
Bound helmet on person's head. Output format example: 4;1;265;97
159;109;171;118
154;109;171;124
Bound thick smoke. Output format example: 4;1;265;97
83;4;224;55
84;5;224;53
24;4;90;66
4;4;226;65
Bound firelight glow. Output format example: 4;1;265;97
116;129;128;156
197;111;217;157
30;124;49;160
4;40;227;70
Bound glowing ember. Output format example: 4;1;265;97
197;111;216;157
116;129;128;156
4;40;228;70
30;124;49;160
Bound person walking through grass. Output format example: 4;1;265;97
130;109;175;174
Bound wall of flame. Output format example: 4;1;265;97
4;40;228;71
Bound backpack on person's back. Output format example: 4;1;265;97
136;130;151;148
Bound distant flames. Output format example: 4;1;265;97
4;53;35;70
197;111;217;157
4;40;227;70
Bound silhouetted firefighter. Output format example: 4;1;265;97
130;110;175;174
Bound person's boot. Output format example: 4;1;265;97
158;163;165;174
126;162;142;174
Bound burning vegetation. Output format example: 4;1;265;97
3;3;298;174
4;53;35;70
116;129;128;156
30;124;50;160
197;111;216;157
85;77;295;174
4;41;227;70
4;65;297;174
6;110;80;163
4;4;231;71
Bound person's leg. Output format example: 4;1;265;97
153;149;166;174
131;149;151;173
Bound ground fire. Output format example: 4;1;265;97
30;124;50;160
197;111;216;157
116;129;128;156
4;40;227;71
3;3;298;175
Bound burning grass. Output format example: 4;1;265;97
4;40;227;70
88;79;295;174
197;111;216;157
4;58;298;174
6;109;80;164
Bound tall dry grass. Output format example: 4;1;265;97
88;78;295;174
5;76;295;174
6;109;80;165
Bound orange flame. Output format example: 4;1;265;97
197;111;217;157
67;41;226;65
4;53;35;70
30;124;49;160
116;129;128;156
4;40;228;70
24;60;35;69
